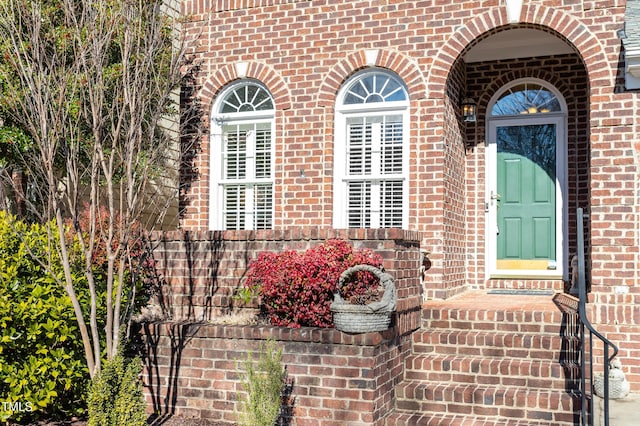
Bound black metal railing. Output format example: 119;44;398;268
575;207;619;426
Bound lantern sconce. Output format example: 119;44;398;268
461;96;477;123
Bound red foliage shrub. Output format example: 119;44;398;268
244;239;383;328
64;203;156;318
66;203;154;273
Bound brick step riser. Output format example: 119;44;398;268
391;403;576;426
403;372;567;390
405;355;565;374
412;336;563;361
422;309;565;325
413;330;562;346
411;343;562;361
395;383;578;414
404;361;566;380
421;320;564;335
385;411;574;426
404;357;567;390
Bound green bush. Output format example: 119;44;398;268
0;211;88;423
87;351;146;426
237;339;287;426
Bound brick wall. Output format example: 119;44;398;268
172;0;640;391
142;322;411;425
149;228;422;334
143;228;421;425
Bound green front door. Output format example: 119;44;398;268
496;124;556;271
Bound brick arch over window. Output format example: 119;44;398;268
317;49;426;107
199;62;292;114
426;4;611;98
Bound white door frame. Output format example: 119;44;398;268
485;111;568;280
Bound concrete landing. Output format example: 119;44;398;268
594;394;640;426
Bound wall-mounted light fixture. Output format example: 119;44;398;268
461;97;477;123
505;0;524;24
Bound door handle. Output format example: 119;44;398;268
489;191;501;207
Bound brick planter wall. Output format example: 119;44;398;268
149;228;422;336
142;323;411;425
142;229;422;424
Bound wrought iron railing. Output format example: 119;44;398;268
575;207;619;426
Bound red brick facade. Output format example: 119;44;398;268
163;0;640;416
178;0;638;300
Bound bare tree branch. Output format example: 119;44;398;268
0;0;197;378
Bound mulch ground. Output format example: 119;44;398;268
14;417;230;426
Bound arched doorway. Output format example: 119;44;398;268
429;13;596;295
452;24;592;292
485;79;568;280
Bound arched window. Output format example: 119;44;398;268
333;70;409;229
210;80;275;230
490;81;562;116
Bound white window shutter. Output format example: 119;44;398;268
334;70;408;229
212;81;275;231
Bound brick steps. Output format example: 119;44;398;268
386;292;578;425
394;382;577;423
404;354;566;390
384;411;570;426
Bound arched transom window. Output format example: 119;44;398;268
220;83;274;113
342;73;407;104
491;82;562;116
333;70;409;229
210;81;275;230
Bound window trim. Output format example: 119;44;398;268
333;70;410;229
209;80;275;231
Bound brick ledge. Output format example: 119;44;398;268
142;321;397;346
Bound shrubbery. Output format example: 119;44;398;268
87;351;146;426
0;211;88;423
0;205;154;423
243;239;383;328
236;340;287;426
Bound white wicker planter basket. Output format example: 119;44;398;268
330;264;396;333
593;360;630;399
